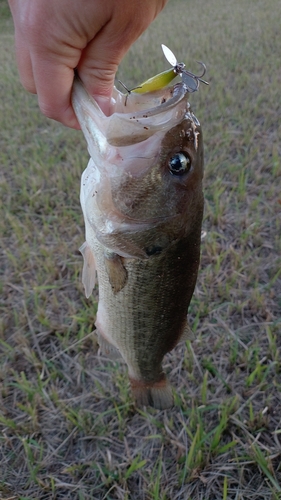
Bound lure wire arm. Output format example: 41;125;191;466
117;79;142;105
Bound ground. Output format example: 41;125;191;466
0;0;281;498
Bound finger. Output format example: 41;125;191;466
31;57;80;129
77;26;140;115
14;32;36;93
76;32;119;115
9;0;36;94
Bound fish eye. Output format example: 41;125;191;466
168;152;191;176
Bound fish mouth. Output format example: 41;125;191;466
72;76;188;117
72;77;189;149
109;81;188;117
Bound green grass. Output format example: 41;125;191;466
1;0;281;498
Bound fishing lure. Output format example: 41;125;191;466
130;44;208;95
118;44;208;104
161;44;209;92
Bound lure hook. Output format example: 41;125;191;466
195;61;207;79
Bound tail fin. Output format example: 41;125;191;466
130;376;173;410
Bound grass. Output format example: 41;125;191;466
1;0;281;498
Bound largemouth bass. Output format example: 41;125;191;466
72;77;204;409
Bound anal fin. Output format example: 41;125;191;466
79;241;96;298
96;329;122;360
104;252;127;294
178;321;195;343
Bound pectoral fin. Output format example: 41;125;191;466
104;252;128;294
79;241;96;298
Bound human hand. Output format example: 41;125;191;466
8;0;168;128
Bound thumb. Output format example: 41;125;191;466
75;0;168;114
76;34;122;115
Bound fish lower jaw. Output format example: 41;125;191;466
129;375;173;410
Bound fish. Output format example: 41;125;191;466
72;76;204;410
